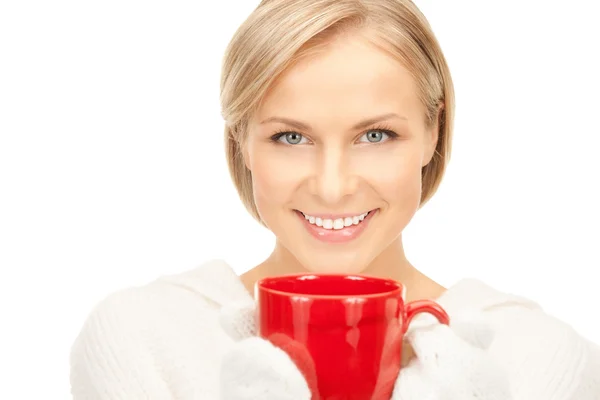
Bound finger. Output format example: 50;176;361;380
406;323;475;368
406;311;495;352
268;333;319;395
401;339;416;368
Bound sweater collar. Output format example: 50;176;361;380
158;259;541;315
157;259;253;307
436;278;541;316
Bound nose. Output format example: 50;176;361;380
308;146;358;205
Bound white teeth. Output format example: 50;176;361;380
302;211;372;230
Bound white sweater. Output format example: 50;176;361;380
70;260;600;399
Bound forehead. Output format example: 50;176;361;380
255;33;423;124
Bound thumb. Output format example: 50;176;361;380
220;337;312;400
268;333;319;396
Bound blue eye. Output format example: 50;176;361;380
273;131;308;145
359;130;394;143
271;128;398;145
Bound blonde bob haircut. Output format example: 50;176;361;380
221;0;455;225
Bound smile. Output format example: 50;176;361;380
301;211;372;230
295;209;378;243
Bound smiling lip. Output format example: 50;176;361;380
295;209;378;244
298;212;371;220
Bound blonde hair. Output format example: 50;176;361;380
221;0;455;224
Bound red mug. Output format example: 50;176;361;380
256;274;450;400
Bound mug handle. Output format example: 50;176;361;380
403;300;450;333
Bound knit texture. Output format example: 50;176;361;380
70;260;600;399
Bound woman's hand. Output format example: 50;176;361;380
393;313;512;400
219;336;312;400
219;301;312;400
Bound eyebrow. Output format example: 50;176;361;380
259;113;407;131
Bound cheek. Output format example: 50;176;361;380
381;164;422;206
354;146;424;207
247;147;304;215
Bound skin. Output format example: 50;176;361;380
240;31;447;362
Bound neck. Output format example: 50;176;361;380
241;236;444;301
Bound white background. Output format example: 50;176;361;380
1;1;599;398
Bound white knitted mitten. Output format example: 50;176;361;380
392;313;512;400
218;300;311;400
219;300;257;341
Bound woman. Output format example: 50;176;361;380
70;0;600;399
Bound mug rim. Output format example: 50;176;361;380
255;272;406;300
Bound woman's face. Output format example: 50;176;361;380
244;33;439;274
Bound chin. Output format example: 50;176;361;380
296;250;371;275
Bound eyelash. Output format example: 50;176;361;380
269;124;399;144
